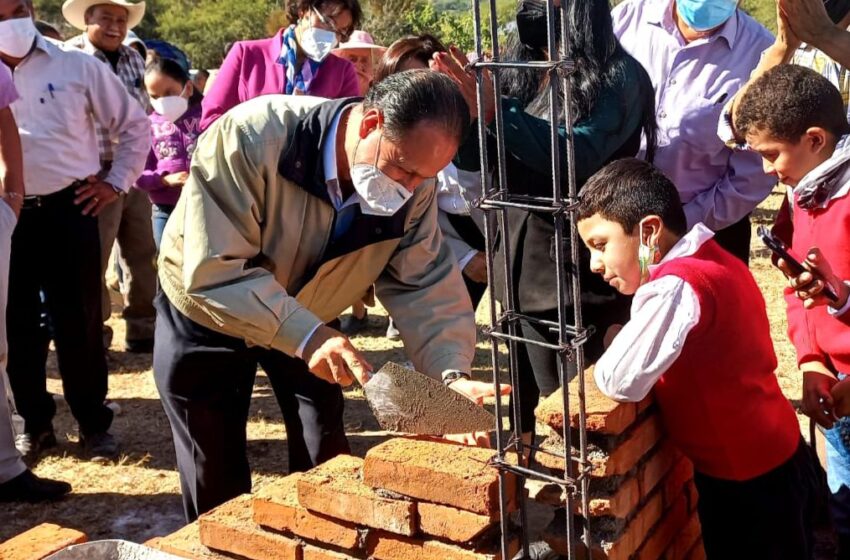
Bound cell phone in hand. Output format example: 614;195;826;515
825;0;850;23
757;226;838;302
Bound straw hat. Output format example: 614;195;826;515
62;0;146;31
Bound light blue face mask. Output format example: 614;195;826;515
676;0;737;32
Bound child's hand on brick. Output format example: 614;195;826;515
831;377;850;418
780;247;849;310
801;361;838;428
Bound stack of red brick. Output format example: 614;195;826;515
149;437;521;560
0;523;88;560
532;373;705;560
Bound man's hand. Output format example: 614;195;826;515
779;0;835;44
463;251;487;284
775;0;803;56
443;377;511;448
801;361;839;428
303;325;373;387
778;247;848;309
832;377;850;418
162;171;189;188
74;175;120;216
430;46;496;124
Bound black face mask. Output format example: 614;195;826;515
516;0;560;51
825;0;850;23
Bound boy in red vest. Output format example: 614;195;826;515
576;158;816;559
735;64;850;558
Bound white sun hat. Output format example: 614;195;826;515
332;30;385;52
62;0;146;31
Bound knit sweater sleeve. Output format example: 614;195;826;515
785;285;827;367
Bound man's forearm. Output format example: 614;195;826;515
0;107;24;198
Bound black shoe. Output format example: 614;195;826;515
125;338;154;353
14;430;57;464
0;470;71;503
340;311;369;335
80;431;119;462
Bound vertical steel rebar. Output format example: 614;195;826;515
472;0;588;557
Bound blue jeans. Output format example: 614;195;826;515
151;203;175;251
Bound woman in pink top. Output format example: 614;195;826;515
200;0;362;130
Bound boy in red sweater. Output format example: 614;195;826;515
735;64;850;558
577;158;816;559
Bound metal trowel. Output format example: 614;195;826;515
363;362;496;435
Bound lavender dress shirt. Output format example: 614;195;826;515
612;0;775;231
200;28;359;131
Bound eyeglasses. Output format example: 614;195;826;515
311;6;352;42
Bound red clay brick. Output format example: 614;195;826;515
638;442;677;500
661;459;694;510
362;437;517;516
302;545;358;560
685;479;700;513
684;539;706;560
538;416;663;479
253;474;362;550
588;476;640;518
636;494;689;560
601;416;663;477
0;523;87;560
535;374;649;436
199;494;302;560
418;502;496;543
149;522;231;559
367;531;518;560
665;510;702;559
545;493;664;560
297;455;417;535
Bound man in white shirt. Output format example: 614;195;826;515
0;0;148;462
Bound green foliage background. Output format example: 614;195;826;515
33;0;778;69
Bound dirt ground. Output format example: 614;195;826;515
0;188;821;552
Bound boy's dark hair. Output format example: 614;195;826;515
578;158;687;236
736;65;850;142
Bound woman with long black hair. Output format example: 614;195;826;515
435;0;657;450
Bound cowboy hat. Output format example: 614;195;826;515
62;0;146;31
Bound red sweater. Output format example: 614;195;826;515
786;190;850;373
651;240;800;481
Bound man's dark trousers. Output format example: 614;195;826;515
6;187;113;436
153;293;349;521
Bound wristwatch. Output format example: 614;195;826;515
442;370;471;386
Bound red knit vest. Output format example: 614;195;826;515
650;240;799;480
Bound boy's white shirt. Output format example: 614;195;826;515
593;224;714;402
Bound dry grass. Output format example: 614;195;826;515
1;188;806;547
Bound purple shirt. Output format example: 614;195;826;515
0;64;18;109
136;104;203;206
200;28;360;131
612;0;775;231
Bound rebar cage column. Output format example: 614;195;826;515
469;1;593;558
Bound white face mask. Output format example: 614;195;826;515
0;16;37;59
150;86;189;122
299;23;337;62
350;135;413;216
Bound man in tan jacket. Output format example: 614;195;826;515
155;71;505;520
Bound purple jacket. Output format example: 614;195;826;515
136;103;203;206
200;28;360;131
